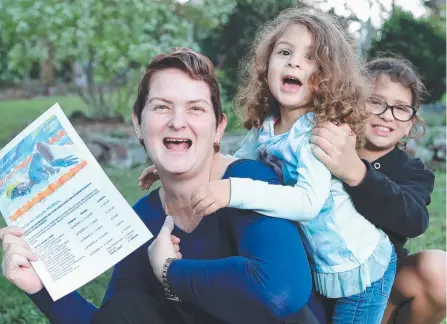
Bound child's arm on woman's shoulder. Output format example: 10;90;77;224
228;141;331;222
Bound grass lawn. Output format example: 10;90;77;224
0;95;86;147
0;96;445;323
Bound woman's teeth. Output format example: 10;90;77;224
163;138;192;150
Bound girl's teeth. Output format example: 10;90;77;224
376;126;390;132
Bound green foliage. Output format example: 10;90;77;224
0;0;197;118
369;8;446;103
201;0;298;97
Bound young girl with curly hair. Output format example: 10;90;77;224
189;7;397;324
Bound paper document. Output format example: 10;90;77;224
0;103;153;301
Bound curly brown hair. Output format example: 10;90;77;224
234;7;371;147
366;57;427;142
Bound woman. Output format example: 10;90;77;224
310;57;446;324
0;48;320;324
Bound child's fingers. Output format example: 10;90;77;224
191;191;206;210
138;165;157;181
310;135;337;157
200;203;219;217
311;145;331;166
317;122;350;136
193;197;214;217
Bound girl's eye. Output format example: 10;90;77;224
305;53;313;60
369;98;382;105
279;50;291;56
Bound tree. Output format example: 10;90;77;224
369;8;446;103
0;0;197;118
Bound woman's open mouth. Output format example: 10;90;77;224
163;137;192;151
281;75;302;93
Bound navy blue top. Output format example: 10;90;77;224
29;159;314;324
345;148;435;257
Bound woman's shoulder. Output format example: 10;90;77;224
131;189;165;233
225;159;281;185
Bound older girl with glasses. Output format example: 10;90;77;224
310;57;445;324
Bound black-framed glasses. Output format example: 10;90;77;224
367;97;416;122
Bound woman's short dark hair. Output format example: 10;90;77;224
133;48;223;127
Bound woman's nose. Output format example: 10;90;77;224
169;110;187;129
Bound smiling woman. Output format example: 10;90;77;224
132;66;226;176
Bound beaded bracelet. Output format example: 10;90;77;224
162;258;181;302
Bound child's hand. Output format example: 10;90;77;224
310;122;366;186
138;165;159;190
191;179;231;217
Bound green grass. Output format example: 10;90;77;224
0;95;86;147
0;95;445;323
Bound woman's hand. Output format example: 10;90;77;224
191;179;230;217
148;216;182;283
138;165;159;190
310;122;366;187
0;226;43;294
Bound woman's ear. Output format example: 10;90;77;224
132;113;142;140
215;114;228;143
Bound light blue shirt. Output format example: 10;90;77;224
231;112;393;298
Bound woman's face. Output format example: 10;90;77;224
364;74;414;152
134;68;226;176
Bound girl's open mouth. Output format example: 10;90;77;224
281;75;302;93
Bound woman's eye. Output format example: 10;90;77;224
154;105;168;110
191;106;205;112
279;50;291;56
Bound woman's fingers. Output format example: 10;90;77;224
170;235;180;244
173;244;180;253
3;243;38;262
2;234;31;252
176;252;182;259
0;226;25;240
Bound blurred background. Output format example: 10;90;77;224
0;0;445;322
